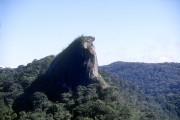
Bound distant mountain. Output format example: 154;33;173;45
100;61;180;119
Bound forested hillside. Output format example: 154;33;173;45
0;56;174;119
100;61;180;119
0;36;179;119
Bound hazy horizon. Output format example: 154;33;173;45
0;0;180;68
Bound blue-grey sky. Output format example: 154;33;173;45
0;0;180;68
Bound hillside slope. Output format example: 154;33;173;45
0;36;174;119
100;61;180;119
0;58;172;120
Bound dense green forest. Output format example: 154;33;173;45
0;56;178;120
0;35;179;120
100;61;180;119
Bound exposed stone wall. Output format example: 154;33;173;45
47;36;108;90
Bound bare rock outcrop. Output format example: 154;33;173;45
47;36;108;90
13;36;108;112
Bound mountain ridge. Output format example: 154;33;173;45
100;61;180;119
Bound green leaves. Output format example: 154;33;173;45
31;92;49;110
71;86;133;120
47;103;72;120
0;100;17;120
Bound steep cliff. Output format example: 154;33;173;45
46;36;108;90
13;36;108;112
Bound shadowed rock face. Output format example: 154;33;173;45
13;36;108;112
47;36;108;90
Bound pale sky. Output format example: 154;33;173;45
0;0;180;68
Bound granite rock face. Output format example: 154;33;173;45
47;36;108;90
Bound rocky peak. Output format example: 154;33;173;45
46;35;108;90
13;36;109;112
